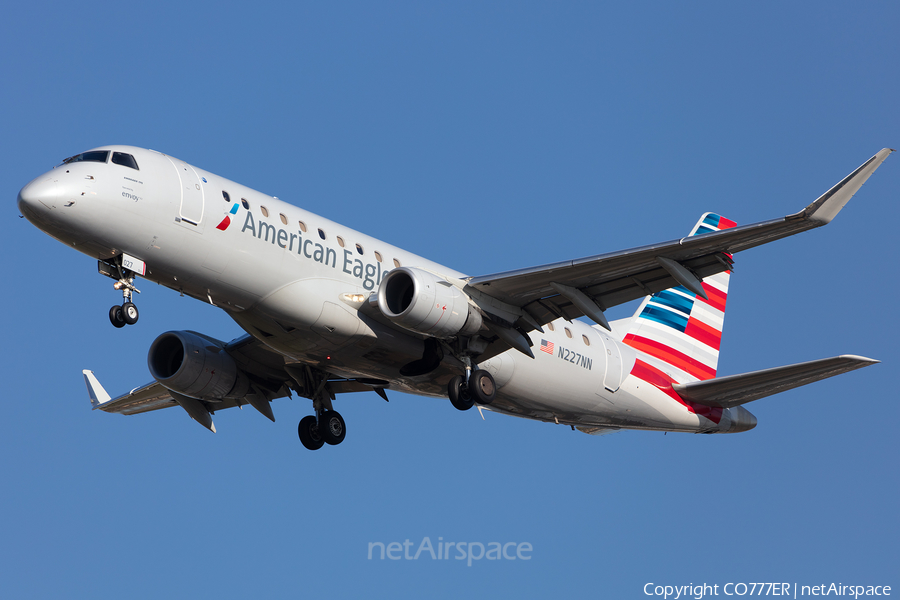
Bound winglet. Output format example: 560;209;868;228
791;148;894;224
83;370;111;409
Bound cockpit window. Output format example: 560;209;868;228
61;150;109;165
111;152;139;170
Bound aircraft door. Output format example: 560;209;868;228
167;157;205;227
596;331;623;393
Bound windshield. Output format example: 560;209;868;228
60;150;110;166
111;152;139;170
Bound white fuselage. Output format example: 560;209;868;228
18;145;755;434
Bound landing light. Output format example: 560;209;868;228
341;293;367;304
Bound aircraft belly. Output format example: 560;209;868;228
491;347;618;416
228;302;444;389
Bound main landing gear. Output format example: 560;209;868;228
448;367;496;411
287;365;348;451
297;411;346;451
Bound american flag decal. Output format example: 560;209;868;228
540;339;554;354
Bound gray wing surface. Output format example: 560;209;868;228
467;149;893;330
87;378;177;415
672;355;879;409
84;334;390;428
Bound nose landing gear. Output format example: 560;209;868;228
109;301;139;328
100;256;141;328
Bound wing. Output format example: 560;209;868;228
672;355;879;408
84;334;390;431
83;373;176;415
466;149;893;331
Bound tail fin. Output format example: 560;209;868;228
622;213;736;382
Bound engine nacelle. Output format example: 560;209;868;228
377;267;483;338
147;331;250;400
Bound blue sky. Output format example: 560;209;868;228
1;2;897;598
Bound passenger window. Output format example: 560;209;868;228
393;258;401;268
318;228;326;240
111;152;139;170
222;191;231;202
547;322;555;332
337;236;345;248
298;220;307;232
356;243;364;255
565;327;572;339
241;198;250;210
582;335;590;346
260;206;269;217
280;213;288;225
374;251;383;263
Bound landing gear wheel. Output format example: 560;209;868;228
469;370;496;405
298;415;324;450
319;411;346;446
122;302;139;325
109;305;126;328
448;375;474;411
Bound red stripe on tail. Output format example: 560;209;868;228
717;216;737;229
698;282;727;312
623;334;716;380
684;317;722;351
629;359;722;424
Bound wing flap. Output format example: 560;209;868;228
84;374;177;415
672;355;879;408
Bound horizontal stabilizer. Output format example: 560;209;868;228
672;355;879;408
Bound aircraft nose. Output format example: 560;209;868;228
728;405;758;433
17;176;60;222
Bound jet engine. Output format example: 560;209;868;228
148;331;250;400
377;267;483;338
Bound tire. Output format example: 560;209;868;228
109;305;126;328
122;302;139;325
320;411;346;446
469;370;496;405
298;415;324;450
448;375;474;411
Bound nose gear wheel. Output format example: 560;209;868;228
101;255;142;328
109;305;126;328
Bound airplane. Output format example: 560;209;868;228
17;146;892;449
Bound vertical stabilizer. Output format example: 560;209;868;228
622;213;736;382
